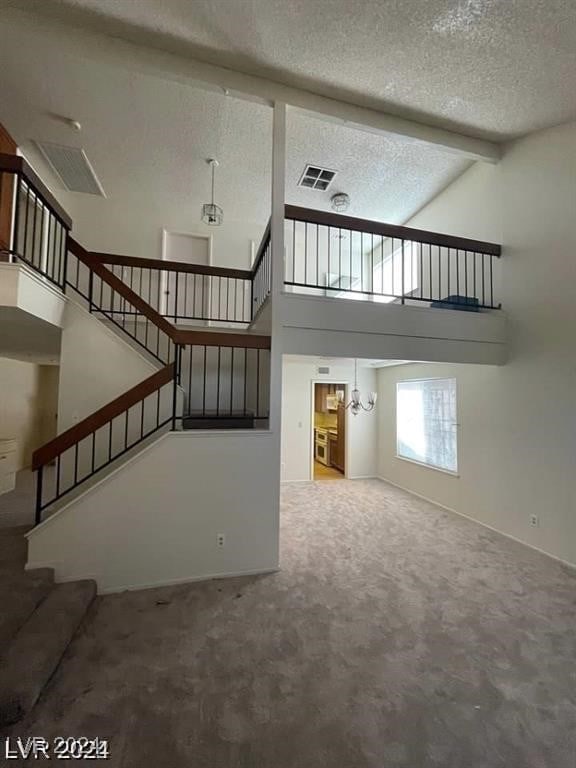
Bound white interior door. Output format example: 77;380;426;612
161;231;211;319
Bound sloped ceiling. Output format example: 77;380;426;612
0;15;471;230
6;0;576;141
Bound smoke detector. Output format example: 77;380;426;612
331;192;350;212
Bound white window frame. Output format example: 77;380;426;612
395;377;459;476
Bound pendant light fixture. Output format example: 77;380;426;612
337;359;377;416
201;158;223;226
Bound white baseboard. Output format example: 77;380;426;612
377;475;576;570
26;562;280;595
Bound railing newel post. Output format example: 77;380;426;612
35;466;43;527
171;346;180;430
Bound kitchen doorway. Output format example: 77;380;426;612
313;382;346;481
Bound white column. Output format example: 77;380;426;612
268;101;286;435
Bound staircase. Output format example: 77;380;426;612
0;527;96;726
0;154;273;724
19;220;272;524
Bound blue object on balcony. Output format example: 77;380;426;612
430;295;480;312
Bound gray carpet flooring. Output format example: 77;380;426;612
1;479;575;767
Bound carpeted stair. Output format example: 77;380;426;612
0;527;96;726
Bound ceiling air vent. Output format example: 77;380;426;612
35;141;105;196
298;165;337;191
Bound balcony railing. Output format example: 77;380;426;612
91;223;273;326
284;205;502;311
0;153;72;289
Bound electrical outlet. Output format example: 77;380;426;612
217;533;226;548
529;514;539;528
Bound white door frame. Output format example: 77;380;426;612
309;379;349;481
160;228;213;316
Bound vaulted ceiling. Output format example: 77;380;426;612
7;0;576;141
0;10;471;230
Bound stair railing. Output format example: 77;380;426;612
32;363;176;523
90;251;255;325
172;329;271;426
88;218;273;326
0;153;72;289
67;238;175;364
32;237;273;522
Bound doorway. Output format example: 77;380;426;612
313;382;346;481
161;230;212;320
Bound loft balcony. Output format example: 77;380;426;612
279;205;506;365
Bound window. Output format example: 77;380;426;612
396;378;458;473
372;241;419;303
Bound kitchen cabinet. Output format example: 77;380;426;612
314;383;341;414
0;439;17;495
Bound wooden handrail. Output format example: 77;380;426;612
71;239;272;352
173;328;271;349
0;153;72;229
32;363;175;470
284;204;501;256
251;220;271;276
69;238;176;339
92;251;252;281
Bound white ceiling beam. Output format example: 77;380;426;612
2;6;501;163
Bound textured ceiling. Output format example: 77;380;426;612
0;16;469;229
287;112;469;223
0;21;272;226
10;0;576;141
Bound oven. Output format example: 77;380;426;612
314;428;330;466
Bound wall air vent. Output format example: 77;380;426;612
298;165;337;191
35;141;105;196
317;366;330;375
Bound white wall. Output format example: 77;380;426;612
57;300;157;432
65;195;265;271
278;293;507;365
377;122;576;567
281;357;377;482
0;357;58;470
27;431;280;593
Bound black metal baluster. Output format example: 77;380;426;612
428;244;432;301
370;234;374;297
304;222;308;287
456;248;460;299
490;253;494;308
35;467;43;525
256;349;260;418
216;346;221;416
316;224;319;287
292;219;296;284
360;232;364;293
22;185;31;261
202;346;207;417
74;444;79;486
401;239;405;304
230;347;234;416
243;348;248;415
